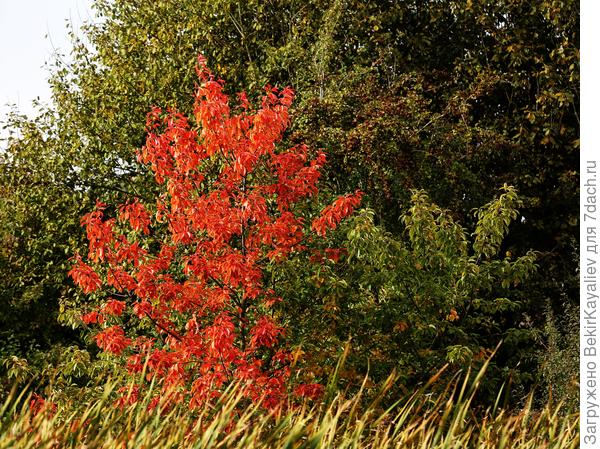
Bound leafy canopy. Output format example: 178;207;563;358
69;56;362;408
277;186;537;398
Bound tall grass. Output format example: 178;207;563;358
0;364;579;449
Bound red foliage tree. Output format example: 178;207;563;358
69;56;362;409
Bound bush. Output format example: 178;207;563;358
278;186;538;402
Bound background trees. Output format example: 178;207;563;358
0;0;579;404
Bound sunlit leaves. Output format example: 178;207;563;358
69;57;361;409
308;187;538;390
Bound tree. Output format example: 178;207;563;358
276;186;537;402
69;57;361;407
0;115;87;377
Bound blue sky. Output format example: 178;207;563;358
0;0;93;121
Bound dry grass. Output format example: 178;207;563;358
0;362;579;449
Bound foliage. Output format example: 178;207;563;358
0;362;580;449
274;186;538;399
0;115;87;372
287;3;579;392
0;0;578;409
1;0;324;360
538;301;579;412
68;58;362;408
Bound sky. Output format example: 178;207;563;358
0;0;94;122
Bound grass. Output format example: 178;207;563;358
0;363;579;449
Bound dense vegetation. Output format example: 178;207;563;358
0;0;579;446
0;363;580;449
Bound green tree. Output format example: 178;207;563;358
275;186;537;401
